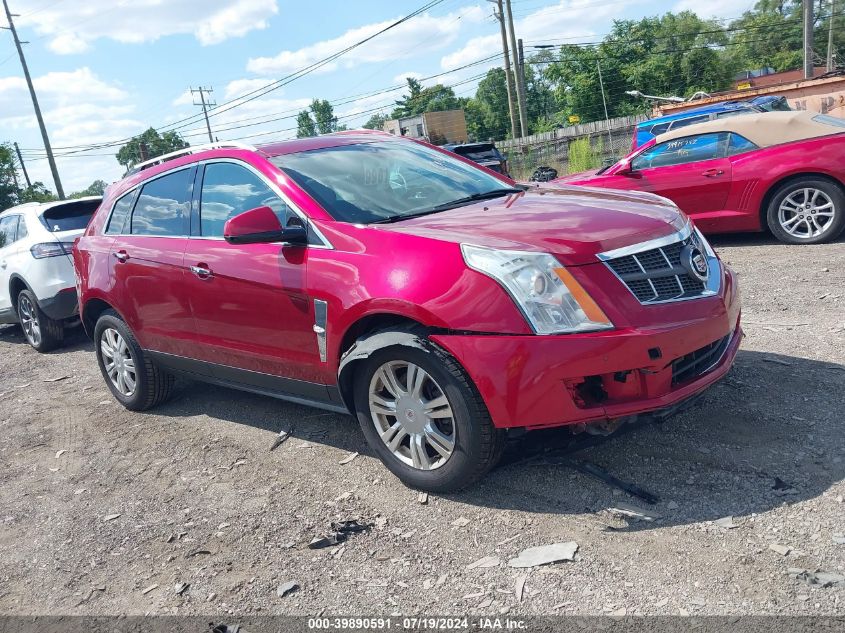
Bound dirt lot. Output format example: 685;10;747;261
1;233;844;618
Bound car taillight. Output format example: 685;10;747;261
30;242;74;259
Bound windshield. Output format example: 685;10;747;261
272;141;511;224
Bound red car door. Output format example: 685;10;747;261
627;132;732;220
109;167;196;357
183;160;325;391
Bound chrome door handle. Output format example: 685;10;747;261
113;252;129;262
190;265;212;278
702;169;724;177
0;261;6;269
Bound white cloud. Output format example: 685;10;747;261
674;0;750;19
172;91;195;107
393;71;425;84
17;0;278;54
247;5;487;75
0;68;140;192
223;78;275;100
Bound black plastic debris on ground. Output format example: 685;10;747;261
309;519;372;549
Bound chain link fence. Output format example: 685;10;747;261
497;115;649;181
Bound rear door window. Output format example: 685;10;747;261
199;162;292;237
130;169;192;236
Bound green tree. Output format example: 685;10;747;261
363;113;389;130
310;99;339;134
465;68;510;141
18;182;57;204
391;77;463;118
0;143;18;211
296;110;317;138
116;128;189;168
70;179;108;199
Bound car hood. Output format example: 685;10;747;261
551;169;603;184
378;186;685;266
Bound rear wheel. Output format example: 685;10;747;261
766;179;845;244
352;339;505;492
94;310;174;411
17;289;63;352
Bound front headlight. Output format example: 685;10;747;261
461;244;613;335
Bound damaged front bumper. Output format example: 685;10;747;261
430;267;742;430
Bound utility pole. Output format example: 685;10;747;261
804;0;815;78
13;142;31;188
2;0;64;199
827;0;836;71
503;0;529;137
596;60;613;156
489;0;519;138
191;86;216;143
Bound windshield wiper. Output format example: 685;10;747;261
370;188;523;224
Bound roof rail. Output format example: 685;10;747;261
126;141;259;175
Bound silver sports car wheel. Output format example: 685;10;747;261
368;360;456;471
777;187;836;240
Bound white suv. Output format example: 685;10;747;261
0;197;101;351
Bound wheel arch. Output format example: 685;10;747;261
335;313;435;416
81;297;121;340
759;171;845;228
8;274;34;312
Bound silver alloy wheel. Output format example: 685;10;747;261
368;360;456;471
18;294;41;347
778;187;836;239
100;327;137;397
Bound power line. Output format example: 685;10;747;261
16;0;451;157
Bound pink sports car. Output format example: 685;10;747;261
555;111;845;244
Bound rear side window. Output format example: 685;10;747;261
40;199;100;232
0;215;18;248
131;169;192;236
199;162;291;237
727;133;758;156
106;191;136;235
812;114;845;128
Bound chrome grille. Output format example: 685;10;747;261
604;234;707;304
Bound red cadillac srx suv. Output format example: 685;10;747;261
73;132;741;492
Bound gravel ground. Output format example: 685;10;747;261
0;232;843;618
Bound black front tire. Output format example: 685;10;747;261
17;289;63;353
352;338;505;493
94;309;174;411
766;178;845;244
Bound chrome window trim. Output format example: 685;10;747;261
597;221;721;305
101;157;334;250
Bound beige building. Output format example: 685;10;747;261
383;109;468;145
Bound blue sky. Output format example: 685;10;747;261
0;0;752;193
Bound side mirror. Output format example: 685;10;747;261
615;160;634;175
223;206;307;245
